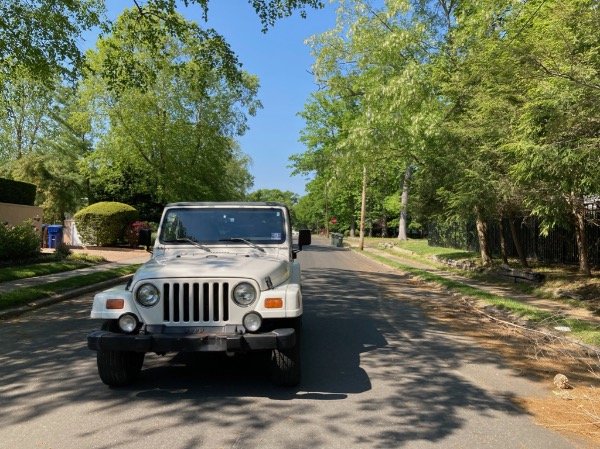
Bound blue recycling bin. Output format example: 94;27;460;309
47;225;63;249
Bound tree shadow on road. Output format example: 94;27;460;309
0;245;542;449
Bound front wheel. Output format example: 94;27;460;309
271;323;301;387
97;349;144;387
96;320;144;387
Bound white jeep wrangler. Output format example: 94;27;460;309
87;202;311;387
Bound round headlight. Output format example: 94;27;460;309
118;313;138;333
233;282;257;307
243;312;262;332
136;283;160;307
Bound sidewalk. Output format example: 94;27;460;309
0;254;150;295
345;239;600;327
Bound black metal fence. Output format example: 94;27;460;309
428;213;600;266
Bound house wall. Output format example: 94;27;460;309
0;202;43;232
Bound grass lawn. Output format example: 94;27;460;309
0;261;98;283
0;265;139;311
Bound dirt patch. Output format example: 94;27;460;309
407;277;600;446
72;246;150;262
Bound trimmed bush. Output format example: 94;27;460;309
74;202;138;246
0;178;36;205
0;221;40;260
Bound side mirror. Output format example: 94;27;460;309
298;229;311;250
138;228;152;248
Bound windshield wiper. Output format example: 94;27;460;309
220;237;265;253
163;237;212;252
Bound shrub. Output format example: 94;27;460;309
0;178;36;205
124;220;151;247
54;242;73;259
0;221;40;261
74;202;139;246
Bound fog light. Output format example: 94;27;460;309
118;313;138;333
243;312;262;333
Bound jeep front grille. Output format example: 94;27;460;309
162;282;230;324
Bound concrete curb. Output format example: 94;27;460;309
0;274;134;320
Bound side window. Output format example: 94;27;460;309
161;213;180;241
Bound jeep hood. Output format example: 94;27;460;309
131;254;290;290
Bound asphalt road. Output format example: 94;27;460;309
0;239;582;448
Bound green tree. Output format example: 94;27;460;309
0;0;323;86
0;67;57;162
505;0;600;275
295;0;443;241
0;76;92;223
0;0;104;84
81;8;259;205
246;188;300;227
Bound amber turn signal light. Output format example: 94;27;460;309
264;298;283;308
106;299;125;309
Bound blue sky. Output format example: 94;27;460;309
203;2;337;196
82;1;338;197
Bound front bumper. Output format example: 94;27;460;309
87;328;296;353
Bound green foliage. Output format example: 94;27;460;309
74;202;138;246
0;178;36;205
81;9;259;205
427;217;479;253
0;221;40;261
54;242;73;259
295;0;600;270
246;189;300;226
0;1;104;84
66;252;105;263
0;1;323;87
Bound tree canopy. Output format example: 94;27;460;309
292;0;600;274
0;0;324;86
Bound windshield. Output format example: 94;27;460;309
159;207;286;245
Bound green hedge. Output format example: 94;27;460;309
0;179;36;206
74;202;138;246
0;221;40;260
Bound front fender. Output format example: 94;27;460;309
90;285;139;320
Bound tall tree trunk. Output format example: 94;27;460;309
325;181;329;238
382;214;388;238
499;218;508;264
507;210;528;268
571;197;591;276
349;197;356;238
359;166;366;251
397;161;413;240
475;209;493;265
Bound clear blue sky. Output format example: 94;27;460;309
203;2;337;196
83;1;338;197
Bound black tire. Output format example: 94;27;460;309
96;320;145;387
97;349;144;387
271;321;302;387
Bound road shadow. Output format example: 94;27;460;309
0;242;539;448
